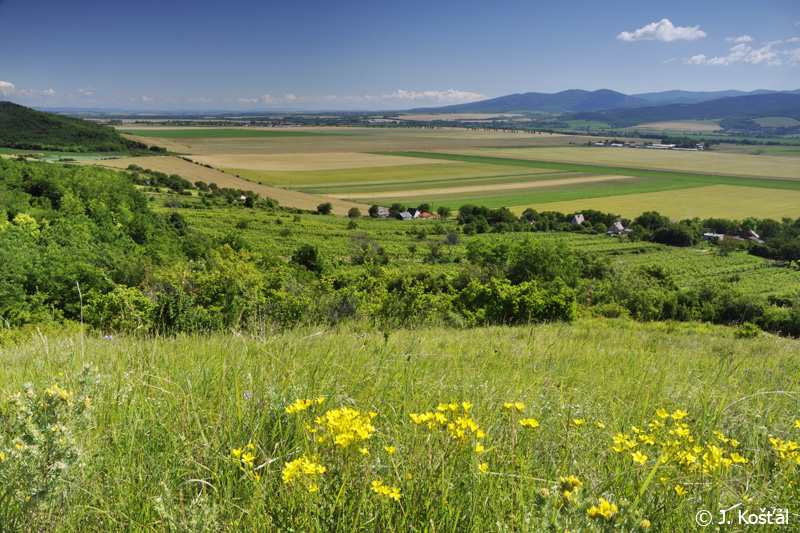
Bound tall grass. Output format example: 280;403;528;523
0;318;798;530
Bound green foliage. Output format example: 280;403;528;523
0;101;150;153
0;365;97;528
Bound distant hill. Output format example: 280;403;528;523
409;89;651;114
0;101;150;153
570;93;800;127
629;89;795;105
408;89;800;119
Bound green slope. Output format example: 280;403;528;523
0;101;150;153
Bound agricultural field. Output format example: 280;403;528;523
91;156;369;216
116;125;800;220
517;184;800;220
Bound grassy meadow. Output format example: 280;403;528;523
2;319;799;531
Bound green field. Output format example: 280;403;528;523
119;128;336;138
225;161;543;189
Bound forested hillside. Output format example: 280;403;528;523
0;101;153;153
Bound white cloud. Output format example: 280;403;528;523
378;89;485;102
141;95;153;102
685;54;707;65
242;89;485;109
707;42;781;66
0;81;16;96
726;35;753;43
785;47;800;66
617;19;706;42
77;87;96;97
661;57;678;64
261;94;299;105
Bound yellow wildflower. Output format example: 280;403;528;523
631;451;648;465
560;475;582;492
359;447;370;456
479;462;489;473
674;485;687;497
671;409;688;420
520;418;540;429
475;443;485;452
595;421;605;429
462;401;472;413
640;519;651;528
241;452;256;468
656;408;669;419
308;483;319;493
286;398;314;414
587;498;618;520
383;446;396;455
573;419;585;427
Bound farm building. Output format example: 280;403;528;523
398;212;412;221
571;214;585;225
606;222;630;235
378;206;389;218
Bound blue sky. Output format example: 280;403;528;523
1;0;798;111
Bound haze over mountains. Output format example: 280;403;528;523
410;88;800;115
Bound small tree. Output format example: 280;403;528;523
389;203;406;217
317;202;333;215
291;244;328;274
348;207;361;219
368;205;380;218
437;206;452;218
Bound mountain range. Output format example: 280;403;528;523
409;89;800;116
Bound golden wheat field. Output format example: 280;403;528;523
515;184;800;220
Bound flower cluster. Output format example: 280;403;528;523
231;443;260;482
281;455;326;493
769;422;800;465
611;408;749;476
587;497;619;521
370;478;402;501
285;396;325;414
559;475;582;505
313;407;376;448
409;401;484;444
